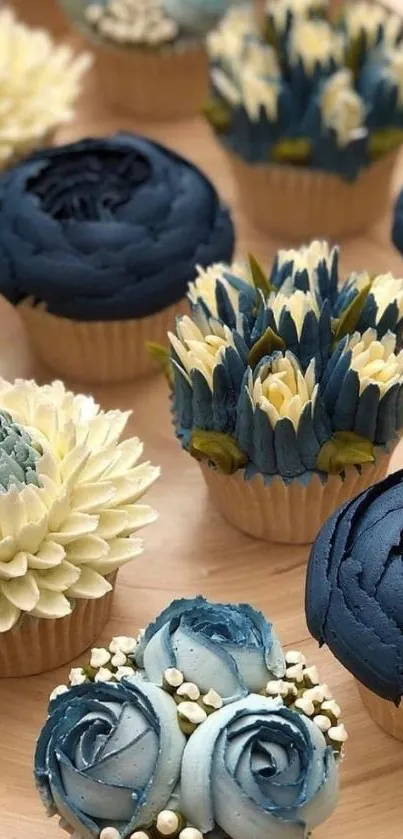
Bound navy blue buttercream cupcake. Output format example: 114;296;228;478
306;468;403;740
0;133;234;383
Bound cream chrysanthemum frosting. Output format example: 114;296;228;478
0;379;159;632
0;8;91;167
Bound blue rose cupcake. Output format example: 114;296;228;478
58;0;244;120
0;133;234;384
306;467;403;741
164;240;403;543
205;0;403;240
35;597;347;839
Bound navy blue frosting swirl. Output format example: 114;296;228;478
0;133;234;321
305;468;403;703
392;188;403;256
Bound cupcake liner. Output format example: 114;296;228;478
356;681;403;741
91;40;208;120
200;449;393;544
227;149;399;241
18;298;188;384
0;574;117;678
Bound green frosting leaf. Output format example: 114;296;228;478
271;137;312;165
369;127;403;160
189;429;247;474
248;253;272;297
0;410;41;491
203;98;232;132
316;431;375;474
146;341;174;388
332;283;372;347
248;327;286;368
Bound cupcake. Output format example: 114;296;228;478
306;468;403;741
163;240;403;544
58;0;244;120
0;8;90;171
35;596;346;839
205;0;403;240
0;133;234;384
0;378;159;678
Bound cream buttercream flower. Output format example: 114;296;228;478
270;289;320;338
0;8;91;167
169;316;234;389
239;66;281;120
348;329;403;396
320;70;366;146
289;20;344;73
207;6;255;63
343;1;402;47
0;379;159;632
243;40;280;78
267;0;329;35
187;261;253;316
251;353;317;429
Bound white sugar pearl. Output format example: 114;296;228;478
156;810;180;835
85;3;104;25
303;687;325;703
69;667;87;686
100;828;121;839
313;714;332;732
50;685;68;701
303;665;320;685
111;651;127;667
321;683;333;700
286;663;304;682
130;833;149;839
285;650;306;666
295;696;315;716
266;679;287;696
164;667;184;688
322;699;341;718
177;701;207;725
179;829;204;839
116;666;135;680
328;723;348;743
94;667;114;682
203;688;223;709
90;648;111;668
110;636;137;654
177;682;200;701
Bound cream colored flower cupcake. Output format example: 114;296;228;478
0;379;159;677
0;8;90;170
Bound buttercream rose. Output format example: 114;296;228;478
306;467;403;703
35;677;186;839
181;694;338;839
135;596;285;700
0;134;234;322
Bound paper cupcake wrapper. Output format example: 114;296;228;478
228;149;399;242
200;450;392;544
0;573;117;678
90;39;208;120
18;298;188;384
356;681;403;741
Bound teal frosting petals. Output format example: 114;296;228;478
180;694;338;839
34;679;186;839
0;409;41;491
376;383;401;444
135;596;285;700
354;382;379;440
274;418;305;478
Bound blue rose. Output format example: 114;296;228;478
34;678;186;839
181;694;338;839
0;133;234;321
306;467;403;704
135;596;285;700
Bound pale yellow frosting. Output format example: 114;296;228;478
0;379;159;632
0;8;91;167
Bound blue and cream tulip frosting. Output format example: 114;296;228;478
0;134;234;322
0;378;159;633
164;241;403;483
205;1;403;179
63;0;245;48
306;468;403;704
35;596;347;839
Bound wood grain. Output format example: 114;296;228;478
2;2;403;838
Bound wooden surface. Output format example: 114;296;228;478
2;2;403;838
